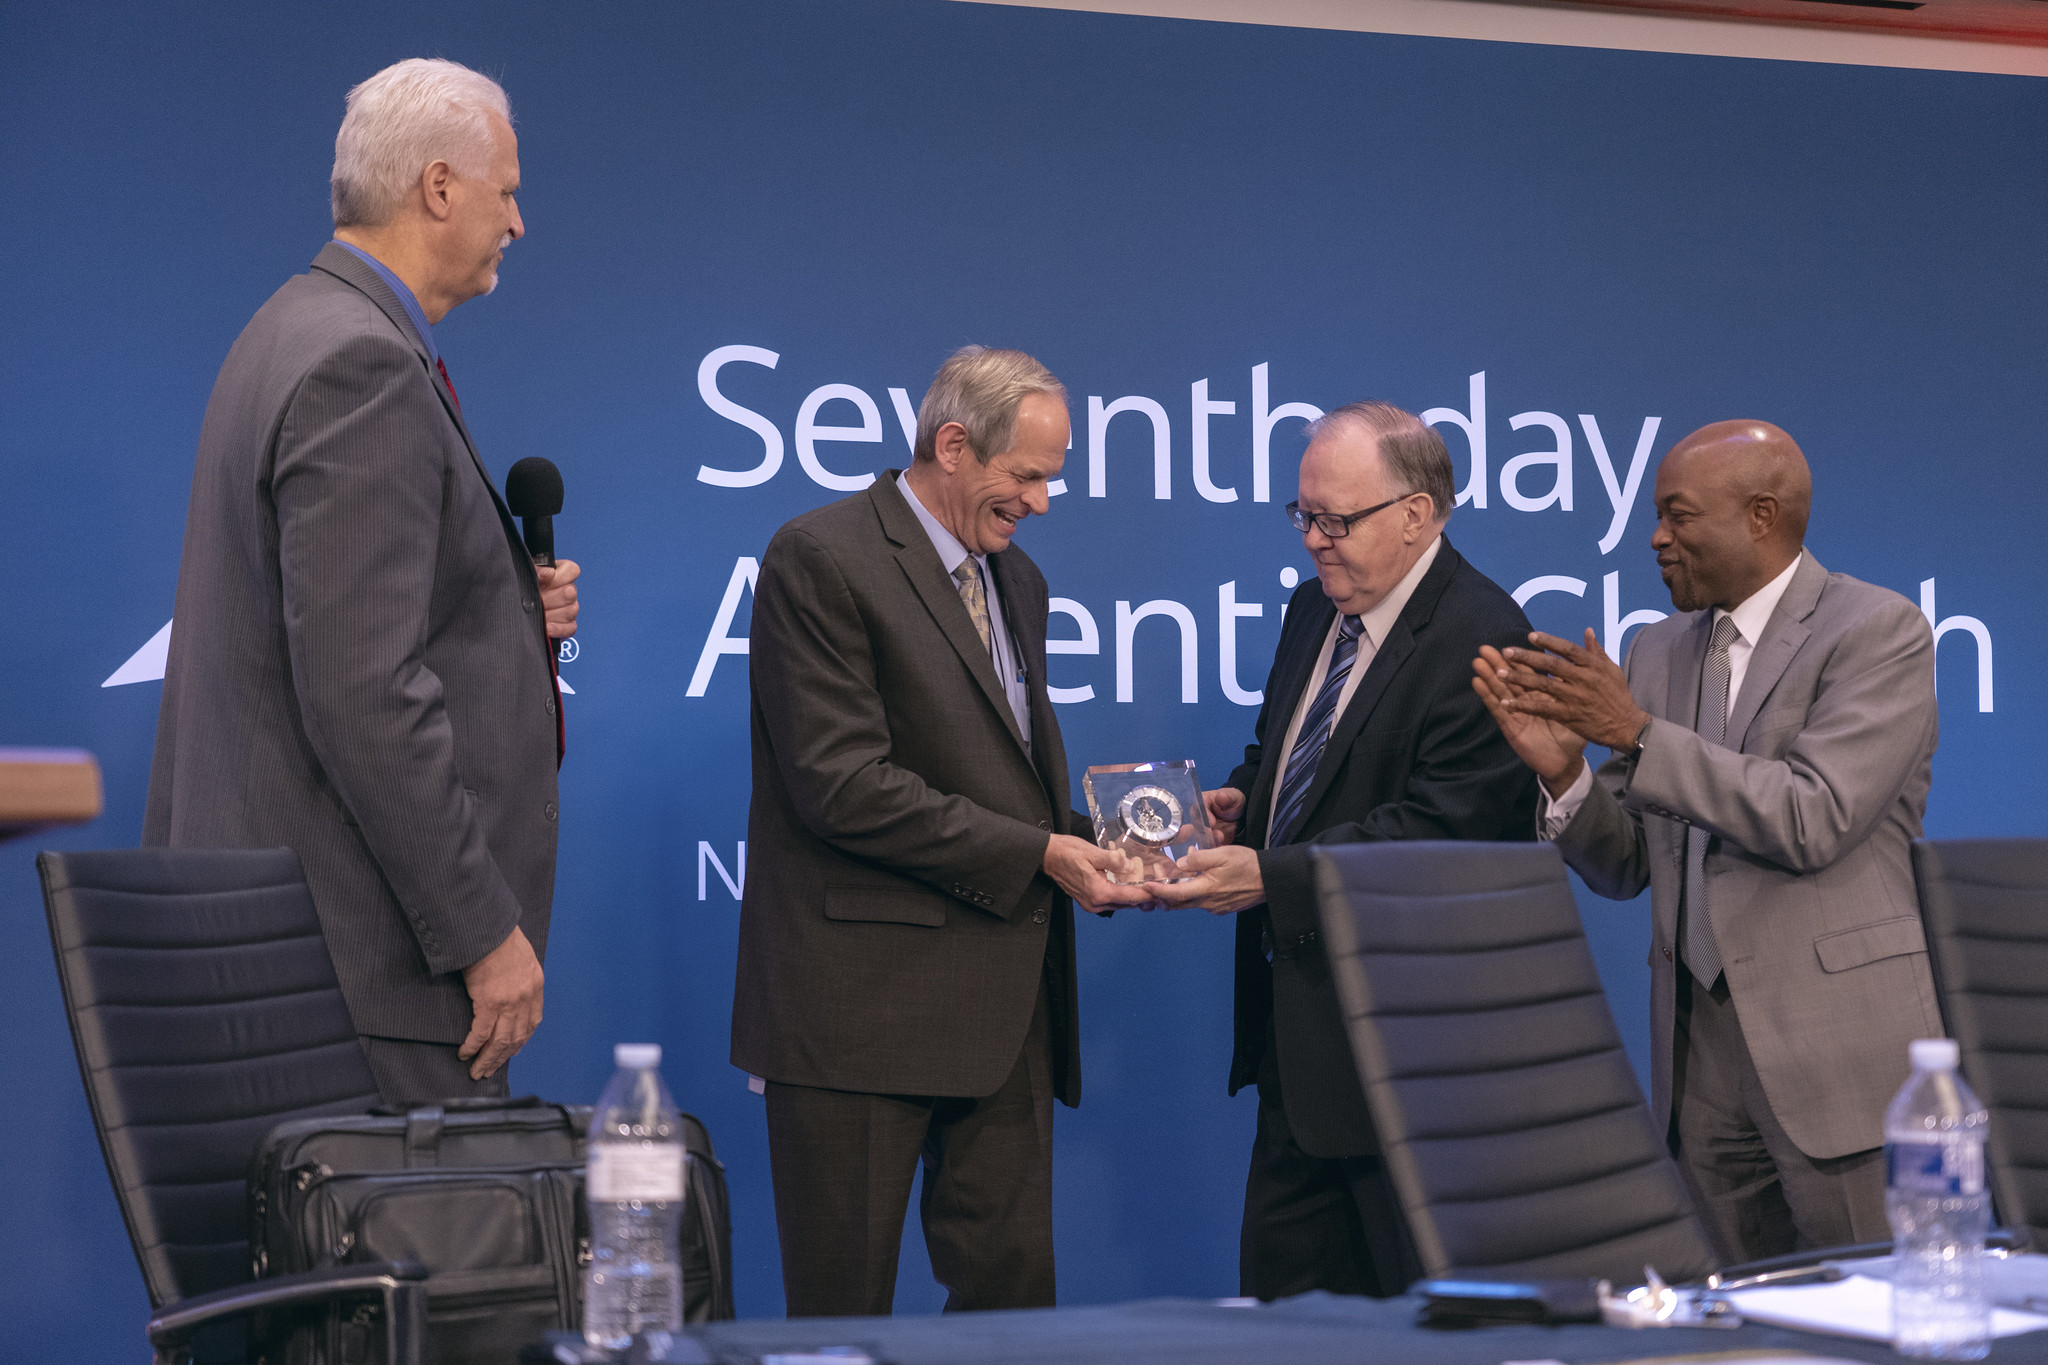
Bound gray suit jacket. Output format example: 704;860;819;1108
730;473;1084;1104
144;242;560;1043
1557;550;1942;1160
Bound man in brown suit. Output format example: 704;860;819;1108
731;346;1144;1317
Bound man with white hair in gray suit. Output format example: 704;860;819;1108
146;58;580;1103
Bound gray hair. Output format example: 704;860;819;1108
913;346;1068;464
331;59;511;228
1305;400;1456;521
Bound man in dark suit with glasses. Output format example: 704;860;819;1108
1146;400;1538;1301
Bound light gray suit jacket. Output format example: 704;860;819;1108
1557;550;1942;1160
144;243;560;1043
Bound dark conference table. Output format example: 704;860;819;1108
663;1291;2048;1365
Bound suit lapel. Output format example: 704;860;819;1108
310;244;545;653
870;476;1030;756
993;550;1064;807
1245;591;1333;840
1728;551;1824;748
313;244;484;469
1666;611;1711;736
1282;540;1460;839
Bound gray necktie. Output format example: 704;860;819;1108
1681;613;1741;987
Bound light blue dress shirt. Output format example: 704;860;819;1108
897;473;1032;752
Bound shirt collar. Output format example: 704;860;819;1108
1352;535;1442;649
897;471;979;576
330;240;438;364
1718;551;1804;647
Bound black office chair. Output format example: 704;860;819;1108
1313;840;1718;1287
1914;837;2048;1249
38;847;425;1365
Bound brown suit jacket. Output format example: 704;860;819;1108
730;473;1083;1104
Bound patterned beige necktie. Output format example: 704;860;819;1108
953;560;992;654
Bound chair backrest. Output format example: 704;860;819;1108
1913;837;2048;1248
1313;840;1718;1285
37;847;382;1307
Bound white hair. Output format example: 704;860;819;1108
914;346;1068;464
330;59;511;228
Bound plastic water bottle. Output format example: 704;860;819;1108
584;1043;686;1351
1886;1037;1991;1360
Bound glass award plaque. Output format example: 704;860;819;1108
1082;760;1218;884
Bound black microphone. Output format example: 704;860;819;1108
505;457;563;567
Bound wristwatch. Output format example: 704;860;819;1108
1627;716;1653;762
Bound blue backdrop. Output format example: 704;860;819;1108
4;0;2040;1352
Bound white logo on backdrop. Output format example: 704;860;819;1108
681;347;1997;713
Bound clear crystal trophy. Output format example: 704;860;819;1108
1082;760;1218;884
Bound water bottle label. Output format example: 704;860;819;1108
1887;1136;1984;1196
589;1145;685;1202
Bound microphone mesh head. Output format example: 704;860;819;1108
505;457;564;517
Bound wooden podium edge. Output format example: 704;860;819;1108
0;749;105;842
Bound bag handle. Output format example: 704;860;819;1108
403;1107;444;1168
369;1095;589;1141
370;1094;549;1116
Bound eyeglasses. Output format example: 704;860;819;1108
1285;495;1408;539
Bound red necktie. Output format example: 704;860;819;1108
436;356;462;413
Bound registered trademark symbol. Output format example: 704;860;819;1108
558;638;579;664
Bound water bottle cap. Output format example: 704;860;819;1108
1910;1038;1960;1071
613;1043;662;1069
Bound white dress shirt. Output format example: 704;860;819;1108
897;473;1032;750
1266;536;1442;830
1540;551;1805;835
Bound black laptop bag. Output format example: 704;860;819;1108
250;1097;733;1364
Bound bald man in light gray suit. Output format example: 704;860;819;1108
1473;421;1942;1263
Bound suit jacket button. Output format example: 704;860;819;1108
1662;947;1673;962
545;697;556;716
1032;909;1047;925
1038;819;1051;831
545;802;558;821
523;599;535;612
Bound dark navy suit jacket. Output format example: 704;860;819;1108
1227;538;1539;1156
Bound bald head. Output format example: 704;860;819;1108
1649;420;1812;613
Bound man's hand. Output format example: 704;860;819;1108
459;925;545;1081
1141;845;1266;914
1203;786;1246;846
1043;834;1151;915
538;558;580;641
1471;643;1591;797
1487;627;1648;760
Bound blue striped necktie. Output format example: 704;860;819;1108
1269;614;1364;845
